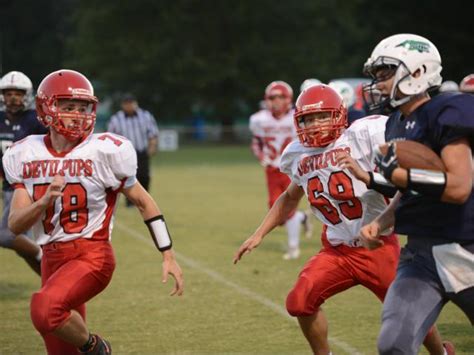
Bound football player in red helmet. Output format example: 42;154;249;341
5;70;184;354
236;84;449;354
249;81;312;260
294;84;347;147
36;69;98;143
264;80;294;117
460;74;474;93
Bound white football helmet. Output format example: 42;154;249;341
328;80;355;107
0;71;34;108
363;34;442;109
439;80;459;93
300;78;322;93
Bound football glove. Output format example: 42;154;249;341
375;142;399;181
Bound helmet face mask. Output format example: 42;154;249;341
363;62;403;113
51;99;97;141
36;70;98;141
264;81;293;116
2;89;28;114
294;84;347;147
0;71;34;112
363;34;442;111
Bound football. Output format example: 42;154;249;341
379;140;446;172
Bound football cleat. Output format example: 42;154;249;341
442;341;455;355
80;334;112;355
283;247;300;260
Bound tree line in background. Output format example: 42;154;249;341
2;0;473;127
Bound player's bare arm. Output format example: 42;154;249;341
379;138;472;204
233;182;304;264
359;192;401;250
335;151;370;184
122;182;184;296
8;174;65;235
250;135;266;163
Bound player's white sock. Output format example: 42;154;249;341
35;248;43;262
285;211;304;249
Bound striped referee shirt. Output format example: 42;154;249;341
107;108;159;152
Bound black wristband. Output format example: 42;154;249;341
406;169;447;199
367;172;398;197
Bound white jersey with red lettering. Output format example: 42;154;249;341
280;115;390;247
249;109;296;168
2;133;137;246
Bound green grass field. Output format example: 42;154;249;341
0;145;472;354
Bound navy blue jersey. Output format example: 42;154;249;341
348;108;366;125
385;93;474;243
0;109;48;190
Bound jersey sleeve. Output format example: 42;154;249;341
345;115;387;166
436;94;474;148
100;137;138;189
2;144;24;187
280;141;301;186
249;113;262;137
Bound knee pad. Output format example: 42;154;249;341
30;292;67;334
286;277;316;317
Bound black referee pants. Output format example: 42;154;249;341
126;150;150;207
136;150;150;191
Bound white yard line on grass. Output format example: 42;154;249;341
117;223;363;355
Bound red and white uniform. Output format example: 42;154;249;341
280;115;401;316
3;133;136;246
250;109;297;210
281;115;390;247
2;132;136;354
249;108;296;168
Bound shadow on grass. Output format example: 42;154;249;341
438;322;474;352
0;281;32;301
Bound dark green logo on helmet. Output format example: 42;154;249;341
396;40;430;53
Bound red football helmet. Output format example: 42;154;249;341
460;74;474;93
36;69;98;140
294;84;347;147
264;81;293;99
264;81;293;116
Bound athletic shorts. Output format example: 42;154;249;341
286;233;400;316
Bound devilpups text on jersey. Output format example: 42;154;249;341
297;147;351;176
22;159;93;179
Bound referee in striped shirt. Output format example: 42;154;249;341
108;94;159;205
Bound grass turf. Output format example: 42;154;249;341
0;145;472;354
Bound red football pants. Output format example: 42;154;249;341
265;166;296;219
286;233;400;316
31;238;116;355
